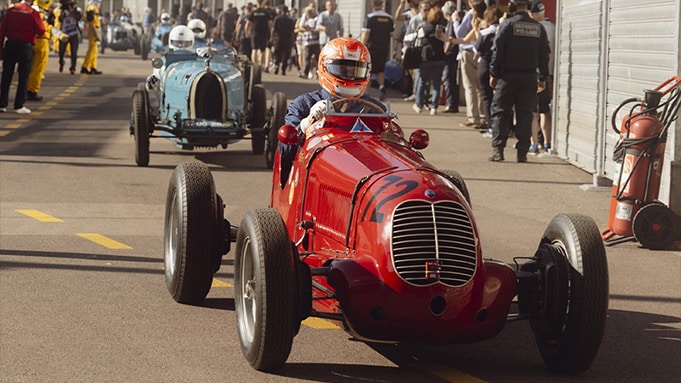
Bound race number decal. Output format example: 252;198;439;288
361;175;418;223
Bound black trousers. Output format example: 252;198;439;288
59;34;80;71
490;73;538;151
0;40;34;109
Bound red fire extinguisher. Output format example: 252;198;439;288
602;76;681;250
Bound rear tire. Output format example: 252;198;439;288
132;89;150;167
266;92;287;169
164;163;218;304
250;85;267;155
235;208;297;371
521;214;609;374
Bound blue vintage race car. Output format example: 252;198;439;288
130;45;287;168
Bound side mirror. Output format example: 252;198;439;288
409;129;429;150
278;124;299;145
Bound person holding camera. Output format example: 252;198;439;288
412;6;447;115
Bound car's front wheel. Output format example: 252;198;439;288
235;208;297;371
520;214;609;374
164;162;218;304
132;87;150;166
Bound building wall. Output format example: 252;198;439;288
555;0;680;208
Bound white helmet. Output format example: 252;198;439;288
187;18;207;40
168;25;195;50
160;13;171;24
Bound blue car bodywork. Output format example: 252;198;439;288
130;46;286;168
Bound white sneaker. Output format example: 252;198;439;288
404;94;415;101
14;107;31;114
430;108;437;115
412;104;422;114
0;107;6;113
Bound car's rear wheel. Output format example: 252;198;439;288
250;84;267;155
132;88;150;167
235;208;297;372
266;92;287;169
164;162;218;304
520;214;608;374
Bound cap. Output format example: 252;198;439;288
531;1;545;13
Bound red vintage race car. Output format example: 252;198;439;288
163;98;609;375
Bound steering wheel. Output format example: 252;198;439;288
331;97;385;114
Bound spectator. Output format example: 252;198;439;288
297;7;319;79
216;3;238;43
361;0;393;101
455;0;486;128
175;5;187;25
235;4;253;58
271;5;295;75
529;1;555;154
245;0;273;71
441;1;459;113
402;0;430;102
0;0;45;114
142;6;155;35
474;5;503;135
316;0;343;46
412;6;447;115
58;0;81;75
189;2;208;23
488;0;549;162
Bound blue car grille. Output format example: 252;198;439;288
391;200;477;287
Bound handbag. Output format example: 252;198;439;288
401;26;423;70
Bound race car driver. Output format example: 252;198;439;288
279;37;385;185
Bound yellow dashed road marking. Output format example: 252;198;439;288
212;278;232;287
302;317;340;329
77;233;132;249
16;209;64;222
412;362;488;383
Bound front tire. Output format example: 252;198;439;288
235;208;297;371
164;162;218;304
521;214;609;374
132;88;150;166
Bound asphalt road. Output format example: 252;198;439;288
1;49;679;383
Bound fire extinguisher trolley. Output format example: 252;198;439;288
601;76;681;249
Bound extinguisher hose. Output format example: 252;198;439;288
611;97;640;135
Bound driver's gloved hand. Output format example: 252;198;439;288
299;100;328;136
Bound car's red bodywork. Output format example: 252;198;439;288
270;114;517;344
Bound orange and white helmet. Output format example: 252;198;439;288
317;37;372;98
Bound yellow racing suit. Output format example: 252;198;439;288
27;8;53;96
81;3;101;73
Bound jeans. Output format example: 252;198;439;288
415;60;445;109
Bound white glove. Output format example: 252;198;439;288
309;100;328;121
299;116;314;135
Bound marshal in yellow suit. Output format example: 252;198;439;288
81;0;102;74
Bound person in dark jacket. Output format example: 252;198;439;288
271;5;295;75
413;7;447;115
488;0;549;162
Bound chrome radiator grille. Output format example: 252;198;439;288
391;200;477;286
